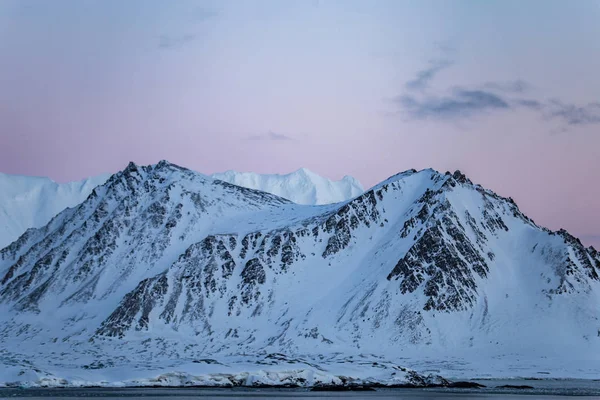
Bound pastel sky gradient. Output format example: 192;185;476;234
0;0;599;247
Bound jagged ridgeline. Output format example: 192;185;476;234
1;161;599;363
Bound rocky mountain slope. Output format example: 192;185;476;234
0;161;598;386
0;173;110;249
211;168;364;205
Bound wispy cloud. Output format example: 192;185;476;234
158;34;196;49
189;8;219;22
396;53;516;120
159;8;218;49
514;98;543;110
397;89;510;120
247;131;293;141
546;100;600;125
404;59;453;91
483;79;529;93
395;53;600;127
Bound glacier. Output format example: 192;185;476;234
211;168;364;205
0;173;110;249
0;161;598;387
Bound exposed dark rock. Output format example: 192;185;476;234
447;381;486;388
311;385;376;391
96;274;169;338
496;384;534;389
388;199;488;312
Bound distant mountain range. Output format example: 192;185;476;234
0;172;110;249
211;168;364;206
0;161;598;386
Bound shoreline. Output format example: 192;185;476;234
2;377;599;389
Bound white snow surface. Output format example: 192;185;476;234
0;172;109;249
211;168;364;205
0;162;599;387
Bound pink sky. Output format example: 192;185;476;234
0;0;599;247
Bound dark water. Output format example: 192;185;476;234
1;381;600;399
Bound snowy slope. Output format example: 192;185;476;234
0;172;109;249
0;162;599;386
211;168;363;205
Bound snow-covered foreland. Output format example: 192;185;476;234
0;354;450;388
211;168;364;205
0;161;599;387
0;173;109;249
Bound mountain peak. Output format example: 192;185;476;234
154;160;188;171
293;167;314;175
124;161;138;172
452;169;469;183
155;160;171;169
445;169;472;185
341;174;362;187
211;168;364;205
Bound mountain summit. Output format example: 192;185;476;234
211;168;364;205
0;161;598;385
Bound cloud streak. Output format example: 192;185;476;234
483;80;529;93
514;99;543;110
159;8;218;49
190;8;219;23
547;100;600;125
404;59;453;91
397;89;510;120
159;34;196;49
247;131;293;141
396;56;600;127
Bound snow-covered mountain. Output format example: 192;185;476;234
0;173;109;249
0;161;599;386
211;168;364;205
